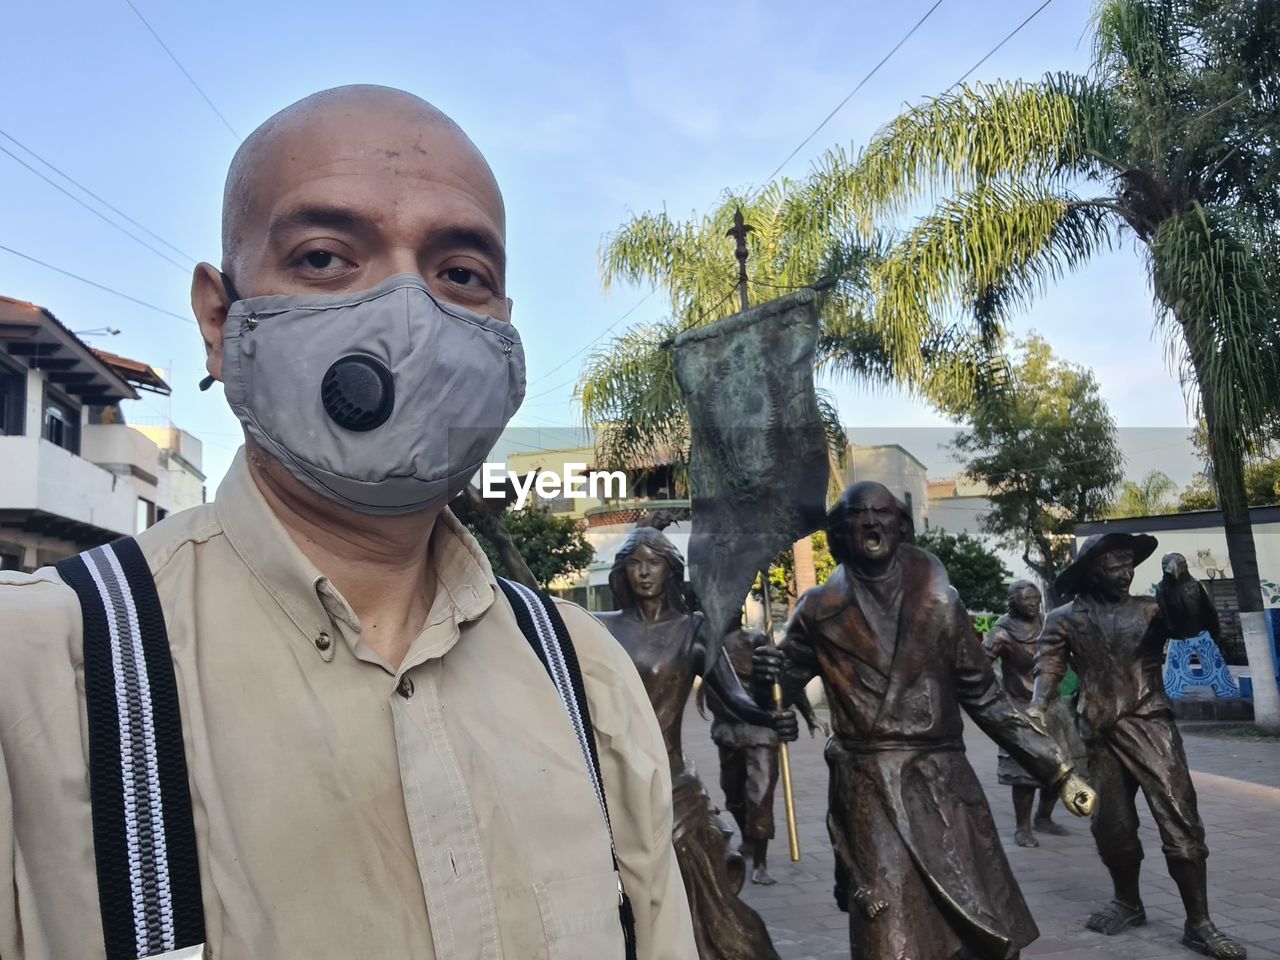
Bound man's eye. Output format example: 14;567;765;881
305;251;336;269
445;266;481;286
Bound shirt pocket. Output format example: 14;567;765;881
534;871;626;960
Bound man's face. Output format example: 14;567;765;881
1091;551;1135;601
196;93;510;385
1011;586;1042;619
844;488;903;568
625;544;669;600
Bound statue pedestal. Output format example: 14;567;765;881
1164;632;1241;699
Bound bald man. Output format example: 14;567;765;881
0;86;696;960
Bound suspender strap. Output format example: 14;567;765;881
497;578;638;960
57;539;206;960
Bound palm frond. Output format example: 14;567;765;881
868;183;1116;379
807;76;1120;232
1150;203;1280;465
576;320;689;470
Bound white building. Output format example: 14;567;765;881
925;475;1042;590
0;296;205;571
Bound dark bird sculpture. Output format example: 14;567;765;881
1157;552;1221;642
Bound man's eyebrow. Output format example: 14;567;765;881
432;225;506;267
267;204;373;238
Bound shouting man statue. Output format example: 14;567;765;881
1032;533;1247;959
756;481;1095;960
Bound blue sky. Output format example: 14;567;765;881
1;0;1200;493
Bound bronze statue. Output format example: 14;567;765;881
983;580;1088;847
1032;533;1247;959
697;617;823;886
755;481;1095;960
595;528;794;960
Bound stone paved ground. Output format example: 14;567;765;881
681;708;1280;959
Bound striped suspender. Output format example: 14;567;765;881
57;539;206;960
497;578;639;960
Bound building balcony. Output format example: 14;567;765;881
0;434;137;540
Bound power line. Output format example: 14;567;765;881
123;0;241;141
0;243;195;325
0;141;190;274
760;0;947;185
524;287;658;389
0;129;199;263
951;0;1057;89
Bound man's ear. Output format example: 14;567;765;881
191;262;231;385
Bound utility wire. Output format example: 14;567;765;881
524;288;658;389
123;0;241;141
0;129;198;263
760;0;947;185
0;142;190;274
950;0;1056;89
0;243;195;324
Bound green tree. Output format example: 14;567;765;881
465;506;594;590
811;0;1280;730
762;530;837;611
916;528;1012;613
951;336;1123;600
1111;469;1180;517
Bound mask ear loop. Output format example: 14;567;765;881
199;272;242;392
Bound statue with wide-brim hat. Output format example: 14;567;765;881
1053;532;1158;599
1033;531;1246;958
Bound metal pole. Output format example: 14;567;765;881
729;206;799;861
760;571;801;861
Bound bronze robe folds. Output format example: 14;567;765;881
781;547;1072;960
596;610;778;960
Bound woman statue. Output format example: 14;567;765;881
595;527;791;960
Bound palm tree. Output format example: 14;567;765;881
810;0;1280;728
1111;469;1180;517
578;183;1000;472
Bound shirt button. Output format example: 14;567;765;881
315;632;332;652
397;675;415;699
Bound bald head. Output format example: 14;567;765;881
194;83;512;393
221;85;502;267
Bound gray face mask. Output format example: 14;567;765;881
211;272;525;515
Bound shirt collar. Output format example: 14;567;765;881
214;447;497;659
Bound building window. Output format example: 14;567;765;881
904;490;914;517
0;361;25;436
40;385;80;454
136;498;157;534
0;542;22;571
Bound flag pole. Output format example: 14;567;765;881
729;207;800;862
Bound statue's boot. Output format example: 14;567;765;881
1182;922;1247;959
1086;899;1147;935
1034;792;1069;835
1033;817;1070;836
1014;828;1039;847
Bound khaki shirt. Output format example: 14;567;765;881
0;450;695;960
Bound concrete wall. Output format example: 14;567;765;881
133;425;207;514
0;434;136;535
836;445;929;530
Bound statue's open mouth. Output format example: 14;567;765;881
863;531;883;551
